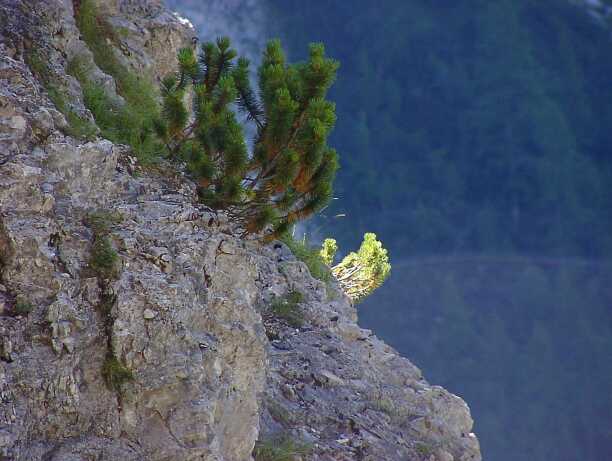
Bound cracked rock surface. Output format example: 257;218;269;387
0;1;481;460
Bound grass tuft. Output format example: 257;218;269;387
89;236;120;280
269;290;305;328
253;435;312;461
85;210;123;236
102;356;133;391
86;210;122;280
47;85;98;139
73;0;161;163
280;234;332;282
25;50;97;139
25;51;50;81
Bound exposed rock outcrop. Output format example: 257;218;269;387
0;1;481;460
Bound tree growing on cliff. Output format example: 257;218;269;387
156;37;340;236
320;238;338;266
322;233;391;303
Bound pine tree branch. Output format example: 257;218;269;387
250;108;309;189
237;85;264;129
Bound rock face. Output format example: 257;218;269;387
0;1;481;460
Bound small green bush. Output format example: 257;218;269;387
85;211;122;280
330;233;391;304
102;356;133;391
253;435;311;461
89;236;120;280
270;290;304;328
281;234;331;282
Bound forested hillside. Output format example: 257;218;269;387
268;0;612;258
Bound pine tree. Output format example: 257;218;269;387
328;233;391;304
156;37;340;236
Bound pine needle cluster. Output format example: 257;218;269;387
156;37;340;236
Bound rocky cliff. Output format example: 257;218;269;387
0;1;481;460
